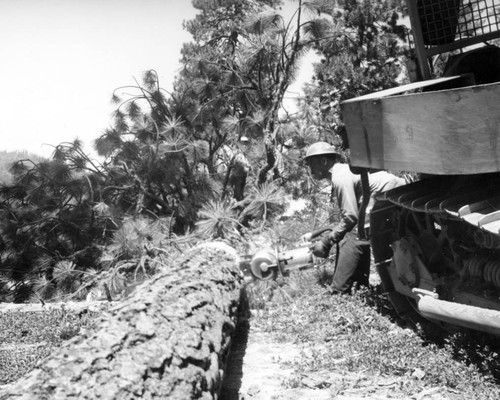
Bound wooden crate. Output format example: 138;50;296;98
341;77;500;175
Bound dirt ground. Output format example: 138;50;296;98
220;269;459;400
221;320;453;400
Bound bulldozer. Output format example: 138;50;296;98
341;0;500;335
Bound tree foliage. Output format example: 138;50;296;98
95;70;221;233
0;141;110;302
301;0;409;149
176;0;334;185
0;0;415;302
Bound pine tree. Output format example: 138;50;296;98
174;0;332;187
302;0;409;149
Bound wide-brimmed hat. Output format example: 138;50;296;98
304;142;340;161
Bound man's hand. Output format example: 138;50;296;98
312;235;335;258
299;232;313;244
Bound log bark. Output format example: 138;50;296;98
0;242;243;400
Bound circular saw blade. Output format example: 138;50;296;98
249;249;278;280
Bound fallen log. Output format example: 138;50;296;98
0;242;243;399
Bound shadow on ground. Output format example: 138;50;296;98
220;292;251;400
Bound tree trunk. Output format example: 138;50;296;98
257;140;276;185
0;243;243;400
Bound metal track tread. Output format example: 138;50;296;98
384;176;500;237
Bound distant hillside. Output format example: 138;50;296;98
0;150;45;184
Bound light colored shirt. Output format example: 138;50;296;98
330;163;405;242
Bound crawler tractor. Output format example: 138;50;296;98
341;0;500;335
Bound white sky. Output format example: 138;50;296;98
0;0;314;158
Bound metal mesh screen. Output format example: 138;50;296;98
418;0;500;45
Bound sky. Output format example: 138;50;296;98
0;0;315;158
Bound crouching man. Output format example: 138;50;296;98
303;142;406;294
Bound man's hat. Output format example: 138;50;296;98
304;142;340;161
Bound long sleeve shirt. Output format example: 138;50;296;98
329;163;406;242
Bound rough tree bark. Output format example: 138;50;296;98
0;242;243;400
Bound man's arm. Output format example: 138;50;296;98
310;172;360;258
329;172;359;243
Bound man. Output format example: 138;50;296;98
229;136;251;201
217;136;251;201
303;141;405;294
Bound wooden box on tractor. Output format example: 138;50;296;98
341;77;500;175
